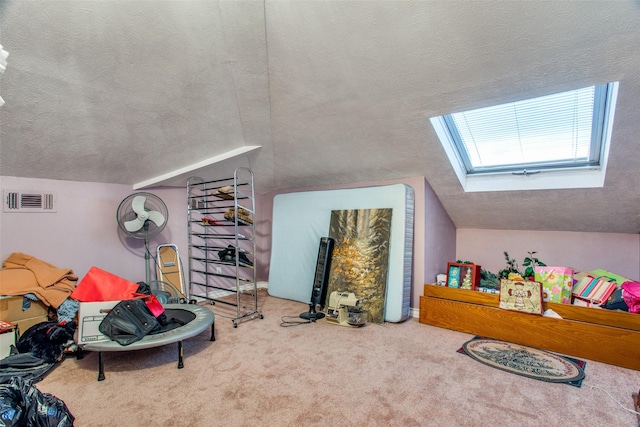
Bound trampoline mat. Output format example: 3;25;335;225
149;309;196;335
81;304;213;353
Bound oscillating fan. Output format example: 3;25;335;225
116;192;169;283
146;280;187;304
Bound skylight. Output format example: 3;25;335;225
430;82;618;192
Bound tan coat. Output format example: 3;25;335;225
0;252;77;308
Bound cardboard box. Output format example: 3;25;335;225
1;296;49;337
0;295;48;322
0;320;16;358
15;316;49;337
0;329;16;359
75;300;120;345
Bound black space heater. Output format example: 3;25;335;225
300;237;335;322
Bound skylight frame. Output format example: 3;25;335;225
430;82;618;192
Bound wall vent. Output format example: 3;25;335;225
3;189;57;212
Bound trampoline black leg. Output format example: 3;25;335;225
210;322;215;341
177;341;184;369
97;352;105;381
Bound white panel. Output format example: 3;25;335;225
268;184;414;322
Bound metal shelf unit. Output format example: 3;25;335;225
186;167;262;327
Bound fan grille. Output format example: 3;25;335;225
116;192;168;239
147;280;186;304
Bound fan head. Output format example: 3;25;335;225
147;280;187;304
117;192;168;239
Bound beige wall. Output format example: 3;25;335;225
0;176;188;283
456;228;640;281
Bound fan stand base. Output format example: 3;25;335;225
299;304;325;322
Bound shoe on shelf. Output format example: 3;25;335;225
238;251;253;267
213;185;234;200
202;216;218;225
217;245;253;267
217;246;233;261
224;207;253;224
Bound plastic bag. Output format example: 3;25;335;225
0;383;23;427
621;281;640;314
0;377;74;426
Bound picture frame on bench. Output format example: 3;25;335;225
447;262;480;290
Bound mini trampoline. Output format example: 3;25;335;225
79;304;215;381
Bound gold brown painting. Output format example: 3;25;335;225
327;208;392;324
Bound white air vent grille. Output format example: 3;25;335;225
3;189;57;212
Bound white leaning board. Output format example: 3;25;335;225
268;184;414;322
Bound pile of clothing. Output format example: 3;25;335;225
0;253;77;425
0;252;79;322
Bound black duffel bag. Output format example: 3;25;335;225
98;298;159;346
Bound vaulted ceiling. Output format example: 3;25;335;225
1;1;639;233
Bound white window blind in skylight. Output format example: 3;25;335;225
430;82;618;192
442;84;611;174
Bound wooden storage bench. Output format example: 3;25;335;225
419;284;640;371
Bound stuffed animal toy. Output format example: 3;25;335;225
16;321;77;363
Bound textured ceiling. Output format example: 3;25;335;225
1;1;639;234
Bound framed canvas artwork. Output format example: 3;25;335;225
499;279;544;315
327;208;392;324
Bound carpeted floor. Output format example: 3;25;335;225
36;290;640;426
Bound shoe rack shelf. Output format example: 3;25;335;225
186;167;262;327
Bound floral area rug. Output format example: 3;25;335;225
458;337;586;387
